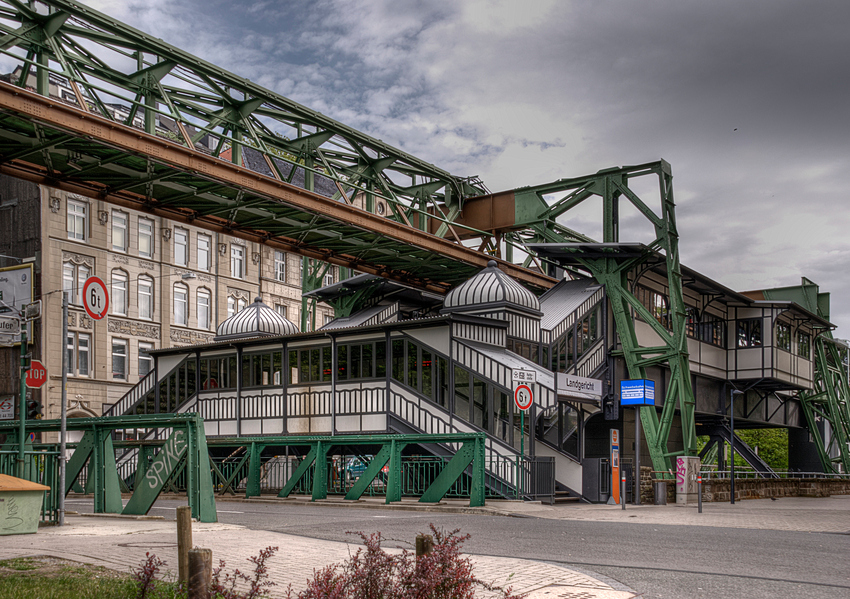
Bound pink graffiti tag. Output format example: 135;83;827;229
676;459;687;487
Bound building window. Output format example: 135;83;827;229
174;228;188;267
63;263;74;302
197;288;211;330
139;218;154;258
66;332;90;377
323;268;334;288
798;332;811;358
227;296;246;318
737;318;762;348
274;250;286;282
775;322;791;352
275;304;287;318
231;245;244;278
111;270;128;316
112;210;127;252
138;276;153;320
67;199;87;241
174;283;188;326
139;342;154;378
636;285;671;329
112;338;128;380
76;264;89;305
198;234;211;272
324;314;333;326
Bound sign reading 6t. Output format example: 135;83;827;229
83;276;109;320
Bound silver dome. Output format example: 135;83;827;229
443;261;541;315
214;297;299;341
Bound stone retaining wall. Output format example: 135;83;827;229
638;466;850;503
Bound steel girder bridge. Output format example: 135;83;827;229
0;0;827;475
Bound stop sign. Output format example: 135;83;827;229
25;359;47;389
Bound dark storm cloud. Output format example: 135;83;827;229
87;0;850;333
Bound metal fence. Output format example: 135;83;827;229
702;470;850;480
0;449;61;523
114;452;555;501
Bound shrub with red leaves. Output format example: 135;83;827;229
286;524;525;599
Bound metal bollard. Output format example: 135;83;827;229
697;475;703;513
621;475;626;510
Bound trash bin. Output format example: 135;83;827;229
653;480;667;505
0;473;50;536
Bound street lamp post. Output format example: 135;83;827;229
730;389;744;505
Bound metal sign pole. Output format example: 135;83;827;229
16;328;26;478
59;293;68;525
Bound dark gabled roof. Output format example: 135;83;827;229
241;146;341;199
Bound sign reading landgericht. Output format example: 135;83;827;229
557;373;603;398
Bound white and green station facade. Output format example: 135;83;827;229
109;257;832;501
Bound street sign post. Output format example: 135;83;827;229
25;359;47;389
514;383;533;457
82;276;109;320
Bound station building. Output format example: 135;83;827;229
110;255;833;501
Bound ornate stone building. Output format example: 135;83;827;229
0;175;336;423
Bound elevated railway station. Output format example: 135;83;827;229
0;0;847;517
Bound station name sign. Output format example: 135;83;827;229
620;379;656;406
557;373;603;398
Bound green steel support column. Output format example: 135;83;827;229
469;437;486;507
186;419;217;522
344;445;392;501
311;441;329;501
232;128;242;167
133;445;156;491
123;428;189;515
92;429;122;514
278;446;316;498
245;442;263;498
419;442;476;505
35;48;49;97
384;439;406;504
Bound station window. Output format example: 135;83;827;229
798;332;811;359
737;318;762;348
775;322;791;352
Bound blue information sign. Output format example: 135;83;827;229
620;379;656;406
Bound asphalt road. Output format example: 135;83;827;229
71;497;850;599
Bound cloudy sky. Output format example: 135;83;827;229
85;0;850;335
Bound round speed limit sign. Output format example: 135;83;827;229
514;384;533;411
83;276;109;320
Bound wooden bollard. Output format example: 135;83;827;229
415;533;433;557
176;506;193;584
188;548;212;599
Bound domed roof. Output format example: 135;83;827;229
443;261;541;315
214;297;299;341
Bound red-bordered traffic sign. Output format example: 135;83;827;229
83;276;109;320
514;384;533;411
25;359;47;389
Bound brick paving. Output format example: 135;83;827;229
0;515;639;599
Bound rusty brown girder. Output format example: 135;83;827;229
0;82;555;294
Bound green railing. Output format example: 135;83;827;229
0;449;61;524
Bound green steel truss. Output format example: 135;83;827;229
0;0;556;293
523;161;697;473
759;279;850;473
0;413;218;522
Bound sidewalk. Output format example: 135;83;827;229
214;492;850;534
0;514;640;599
